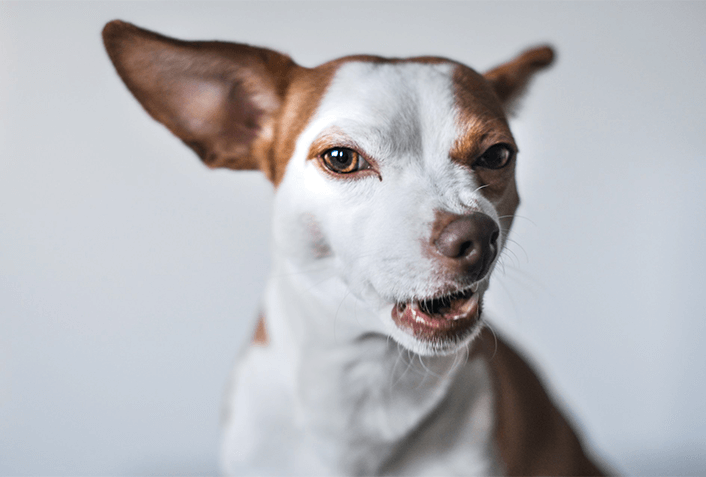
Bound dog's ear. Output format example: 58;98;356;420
484;45;555;115
102;20;298;177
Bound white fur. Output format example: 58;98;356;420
222;61;506;475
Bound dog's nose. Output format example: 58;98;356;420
434;212;500;281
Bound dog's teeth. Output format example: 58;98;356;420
411;307;426;324
457;294;479;318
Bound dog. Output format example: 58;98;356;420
103;20;606;476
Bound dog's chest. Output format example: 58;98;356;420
221;336;501;476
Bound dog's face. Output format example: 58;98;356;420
103;21;553;355
274;60;519;354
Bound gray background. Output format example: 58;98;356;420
1;1;705;475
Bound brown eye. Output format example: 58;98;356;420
321;147;369;174
473;144;513;170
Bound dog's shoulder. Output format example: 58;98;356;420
476;328;607;476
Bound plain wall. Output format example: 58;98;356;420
1;1;705;475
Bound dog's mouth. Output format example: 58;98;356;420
391;287;481;342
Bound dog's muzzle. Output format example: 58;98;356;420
391;212;499;345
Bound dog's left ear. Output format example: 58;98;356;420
102;20;299;178
484;45;555;115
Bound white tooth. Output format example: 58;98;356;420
412;308;425;323
452;294;479;320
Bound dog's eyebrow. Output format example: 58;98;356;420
450;121;516;166
307;129;367;160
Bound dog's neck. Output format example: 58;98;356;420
261;253;497;475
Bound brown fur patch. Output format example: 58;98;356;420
483;46;555;107
252;315;269;346
270;63;342;185
451;64;519;230
477;329;606;476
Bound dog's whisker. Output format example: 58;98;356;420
498;246;521;270
472;183;491;195
388;342;406;388
494;254;509;276
414;355;431;388
352;293;364;329
332;289;354;346
495;267;547;299
390;346;415;389
482;321;500;362
498;214;537;228
503;237;529;264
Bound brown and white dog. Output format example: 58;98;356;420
103;20;606;476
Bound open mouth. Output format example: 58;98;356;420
391;287;481;341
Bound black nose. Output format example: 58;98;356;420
434;212;499;281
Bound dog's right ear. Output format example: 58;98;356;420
483;45;555;116
102;20;298;179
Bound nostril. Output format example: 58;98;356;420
433;212;499;259
490;230;499;246
432;212;500;282
458;240;473;258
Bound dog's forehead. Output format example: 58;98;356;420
324;58;454;104
312;57;507;131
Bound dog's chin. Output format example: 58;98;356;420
388;287;484;356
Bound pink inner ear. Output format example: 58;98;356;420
177;79;228;137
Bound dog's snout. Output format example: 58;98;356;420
433;212;499;281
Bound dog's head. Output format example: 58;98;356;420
104;21;553;355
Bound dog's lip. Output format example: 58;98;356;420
390;287;480;337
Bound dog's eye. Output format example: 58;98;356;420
473;144;513;170
321;147;369;174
